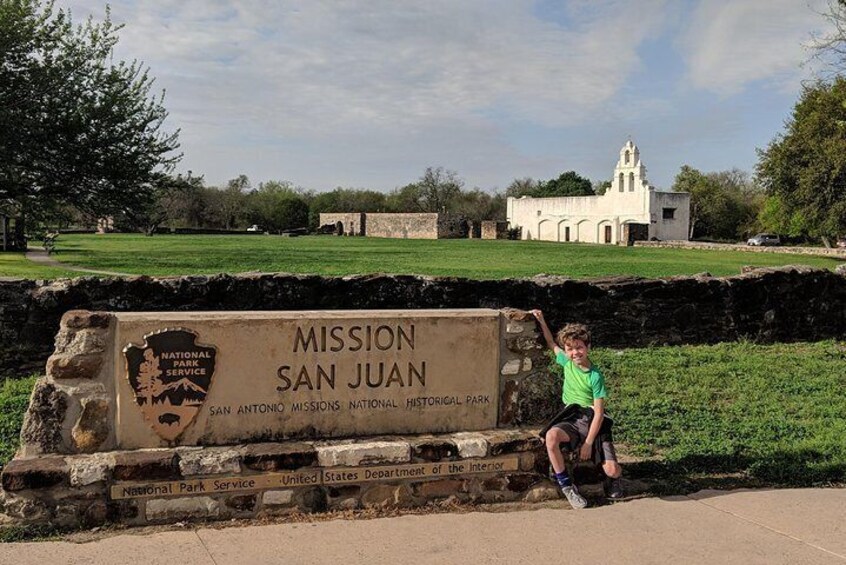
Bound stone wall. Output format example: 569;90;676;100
1;266;845;376
481;221;508;240
365;213;439;239
635;240;846;258
318;213;365;236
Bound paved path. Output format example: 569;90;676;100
1;488;843;564
25;248;131;277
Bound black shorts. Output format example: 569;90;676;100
552;412;617;464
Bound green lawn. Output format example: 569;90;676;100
0;253;75;279
593;340;846;489
7;233;841;280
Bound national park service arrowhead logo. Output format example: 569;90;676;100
124;329;216;442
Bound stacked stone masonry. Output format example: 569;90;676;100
0;430;551;526
2;265;844;375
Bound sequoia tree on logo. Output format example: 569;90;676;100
124;329;216;442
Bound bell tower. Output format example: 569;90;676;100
609;139;651;194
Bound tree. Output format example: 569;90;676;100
272;198;309;232
756;78;846;243
505;177;541;198
672;165;761;240
121;173;204;236
506;172;594;198
0;1;180;224
594;180;612;196
809;0;846;76
537;171;594;197
416;167;463;213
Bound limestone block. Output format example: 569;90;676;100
360;484;412;508
505;323;524;334
69;453;113;486
71;398;111;453
523;483;560;503
178;448;241;476
297;487;327;512
505;335;543;352
413;479;464;499
60;310;112;329
499;380;518;426
113;451;180;481
451;433;488;459
410;439;458;461
501;308;534;322
262;490;295;506
241;442;316;471
506;473;542;492
82;500;109;526
146;497;220;521
521;358;533;372
55;328;107;356
500;359;521;376
487;430;542;455
1;457;69;491
836;264;846;275
54;504;78;527
315;441;410;467
1;495;50;522
20;379;68;455
225;494;257;513
46;353;103;380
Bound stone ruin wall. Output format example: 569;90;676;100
1;265;845;377
481;221;508;239
365;213;440;239
318;213;365;236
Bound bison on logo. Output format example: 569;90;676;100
124;329;216;442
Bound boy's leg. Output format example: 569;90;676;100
544;427;570;474
545;425;588;509
598;438;624;498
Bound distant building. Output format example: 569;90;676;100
319;213;467;239
507;140;690;244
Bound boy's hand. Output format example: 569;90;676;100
578;442;593;462
530;309;544;321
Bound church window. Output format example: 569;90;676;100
618;173;624;192
663;208;676;219
628;172;635;191
624;150;630;164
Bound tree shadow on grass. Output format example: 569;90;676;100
621;449;846;497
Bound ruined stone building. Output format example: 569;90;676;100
318;213;467;239
507;140;690;244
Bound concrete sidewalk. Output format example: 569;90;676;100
1;488;843;564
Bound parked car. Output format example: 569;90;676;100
246;225;261;232
747;233;781;246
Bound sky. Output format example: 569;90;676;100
64;0;832;192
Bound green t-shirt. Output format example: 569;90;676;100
555;350;608;408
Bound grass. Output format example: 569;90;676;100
0;253;75;279
591;340;846;490
6;233;841;280
0;375;36;466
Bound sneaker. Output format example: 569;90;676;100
604;478;624;499
560;485;588;509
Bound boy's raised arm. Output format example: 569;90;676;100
530;309;560;354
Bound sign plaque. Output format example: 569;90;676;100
115;310;501;448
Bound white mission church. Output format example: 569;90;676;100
506;140;690;244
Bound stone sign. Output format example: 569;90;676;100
115;310;500;448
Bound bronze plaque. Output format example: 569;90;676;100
124;328;217;442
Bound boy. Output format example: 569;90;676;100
531;309;622;509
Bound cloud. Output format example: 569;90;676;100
679;0;826;95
